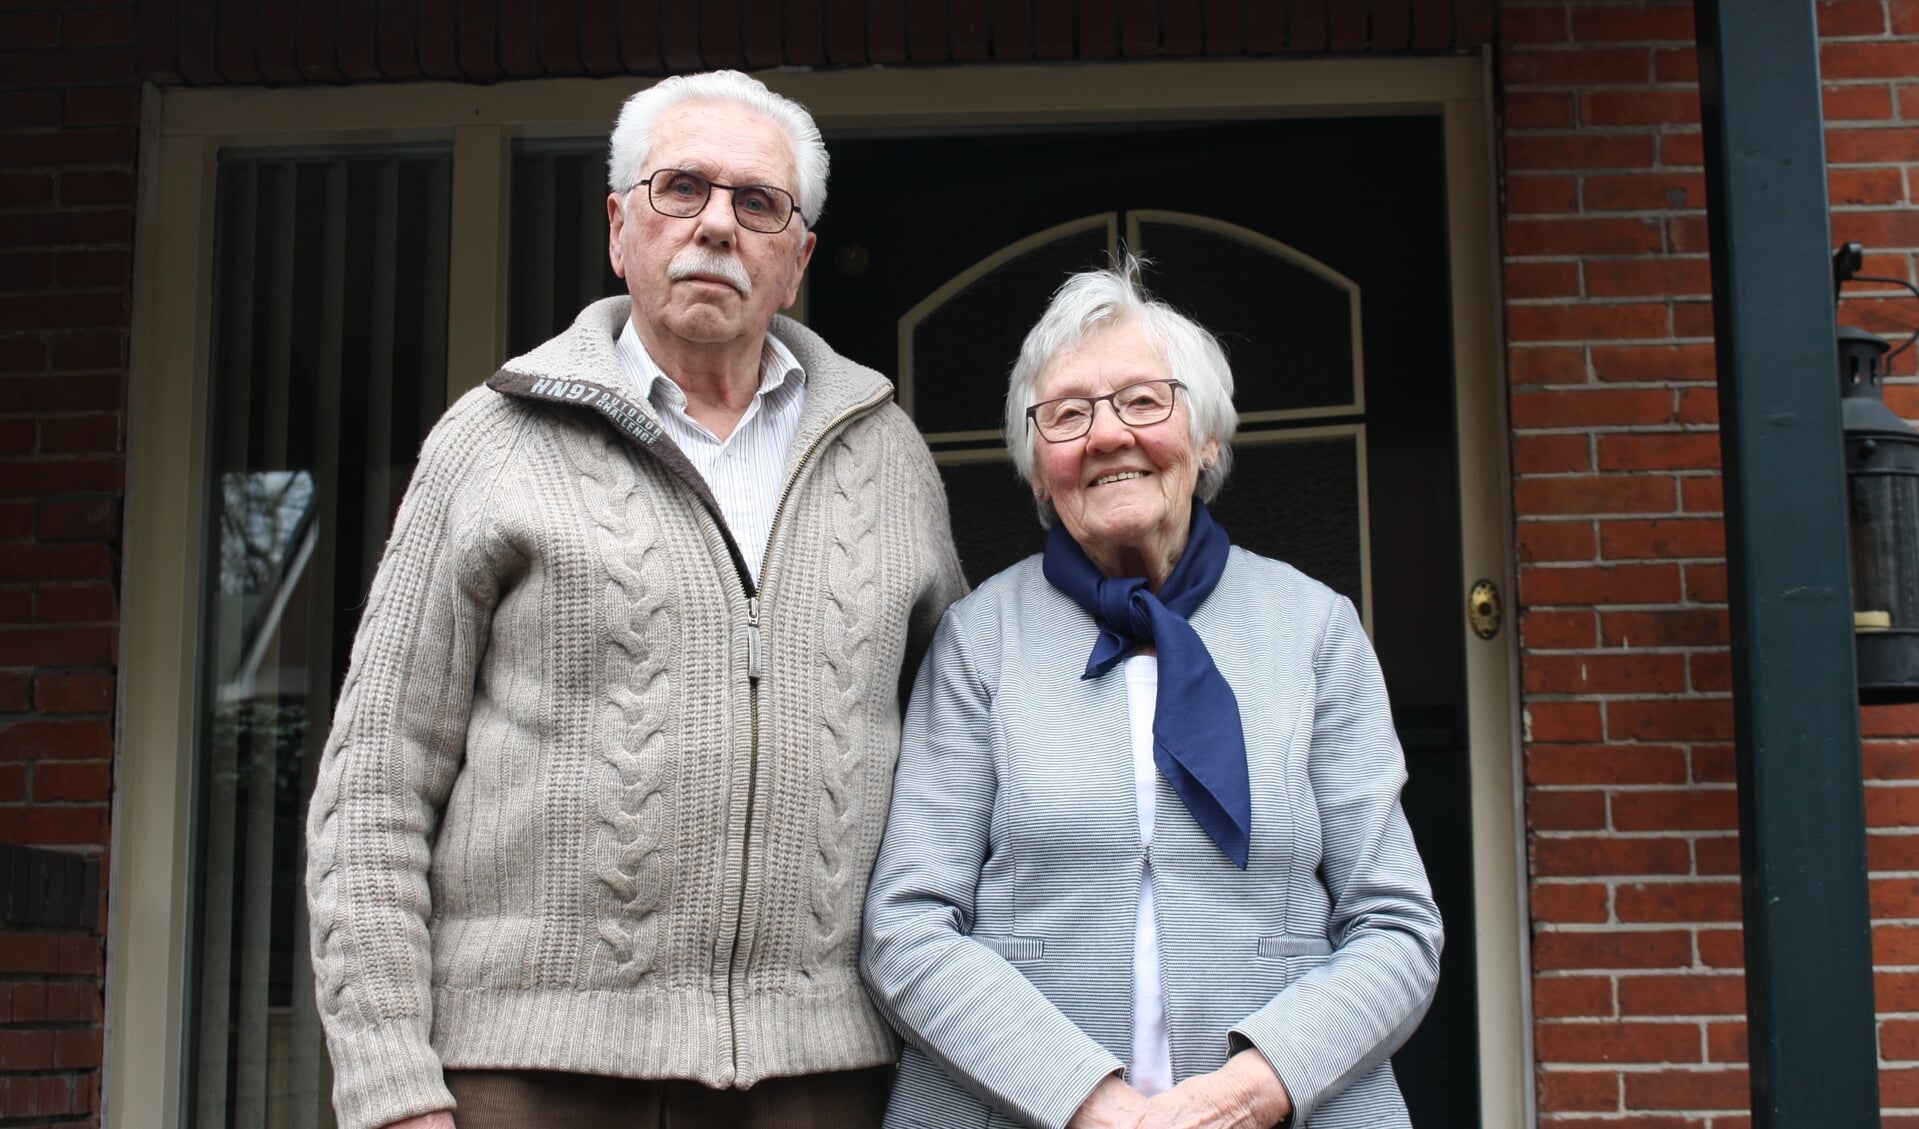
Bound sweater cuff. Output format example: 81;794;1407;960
326;1023;453;1129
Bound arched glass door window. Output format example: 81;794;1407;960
899;211;1371;628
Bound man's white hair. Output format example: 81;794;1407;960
607;70;829;226
1003;254;1238;527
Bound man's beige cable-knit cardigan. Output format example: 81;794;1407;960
305;298;967;1129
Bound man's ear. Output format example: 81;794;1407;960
607;193;629;278
782;229;818;308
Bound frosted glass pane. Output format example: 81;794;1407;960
908;225;1112;434
1137;221;1355;415
1210;435;1364;614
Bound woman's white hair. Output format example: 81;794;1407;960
1004;254;1238;527
607;70;829;226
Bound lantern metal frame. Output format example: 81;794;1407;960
1835;244;1919;704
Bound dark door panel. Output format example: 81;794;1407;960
811;114;1479;1126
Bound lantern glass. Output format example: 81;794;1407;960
1850;466;1919;627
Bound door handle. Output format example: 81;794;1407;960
1468;579;1501;640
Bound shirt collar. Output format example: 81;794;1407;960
615;319;807;411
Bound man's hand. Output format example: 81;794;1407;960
1136;1052;1292;1129
382;1113;456;1129
1066;1074;1150;1129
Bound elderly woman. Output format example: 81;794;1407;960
861;260;1442;1129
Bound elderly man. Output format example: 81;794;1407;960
306;71;965;1129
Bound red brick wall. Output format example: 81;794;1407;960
1503;1;1919;1123
0;2;137;1124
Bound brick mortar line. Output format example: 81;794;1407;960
1521;648;1741;656
1504;203;1919;219
1513;463;1725;472
1527;829;1736;838
1527;784;1752;791
1508;338;1720;347
1520;549;1727;557
1530;922;1748;931
1522;734;1727;745
1515;607;1730;615
1535;967;1750;975
1530;873;1742;880
1512;418;1727;428
1534;1065;1759;1073
1515;473;1724;482
1504;250;1720;256
1507;292;1719;302
1509;37;1919;49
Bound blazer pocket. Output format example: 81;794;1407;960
1256;934;1333;959
970;934;1044;963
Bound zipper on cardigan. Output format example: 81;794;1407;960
727;672;762;1071
747;596;763;680
721;383;891;1074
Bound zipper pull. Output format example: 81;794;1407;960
747;596;763;681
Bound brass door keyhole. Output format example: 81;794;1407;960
1468;579;1501;640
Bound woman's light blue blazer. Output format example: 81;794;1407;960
861;548;1443;1129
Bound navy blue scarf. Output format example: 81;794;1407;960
1042;501;1251;869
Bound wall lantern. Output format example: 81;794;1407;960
1834;244;1919;704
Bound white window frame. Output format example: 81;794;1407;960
115;55;1527;1129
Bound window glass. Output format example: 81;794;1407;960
190;147;451;1129
1134;216;1358;417
1211;432;1367;611
509;141;623;355
903;219;1114;437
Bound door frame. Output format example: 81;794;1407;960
115;55;1528;1129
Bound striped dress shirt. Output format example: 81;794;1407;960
615;319;806;586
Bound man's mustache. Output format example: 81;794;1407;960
668;250;753;296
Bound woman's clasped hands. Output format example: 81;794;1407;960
1066;1051;1293;1129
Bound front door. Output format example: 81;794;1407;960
807;115;1480;1126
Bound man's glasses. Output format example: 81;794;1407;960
1026;380;1186;443
631;169;805;234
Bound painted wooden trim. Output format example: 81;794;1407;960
159;58;1486;139
108;106;217;1129
447;125;511;400
1445;62;1535;1129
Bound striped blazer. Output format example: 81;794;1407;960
861;548;1443;1129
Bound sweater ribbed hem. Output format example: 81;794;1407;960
731;973;902;1085
432;978;898;1090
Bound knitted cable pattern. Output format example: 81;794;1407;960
305;300;967;1124
807;427;884;973
523;425;601;985
579;430;676;987
307;394;516;1026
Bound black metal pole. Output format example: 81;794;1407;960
1692;2;1881;1125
